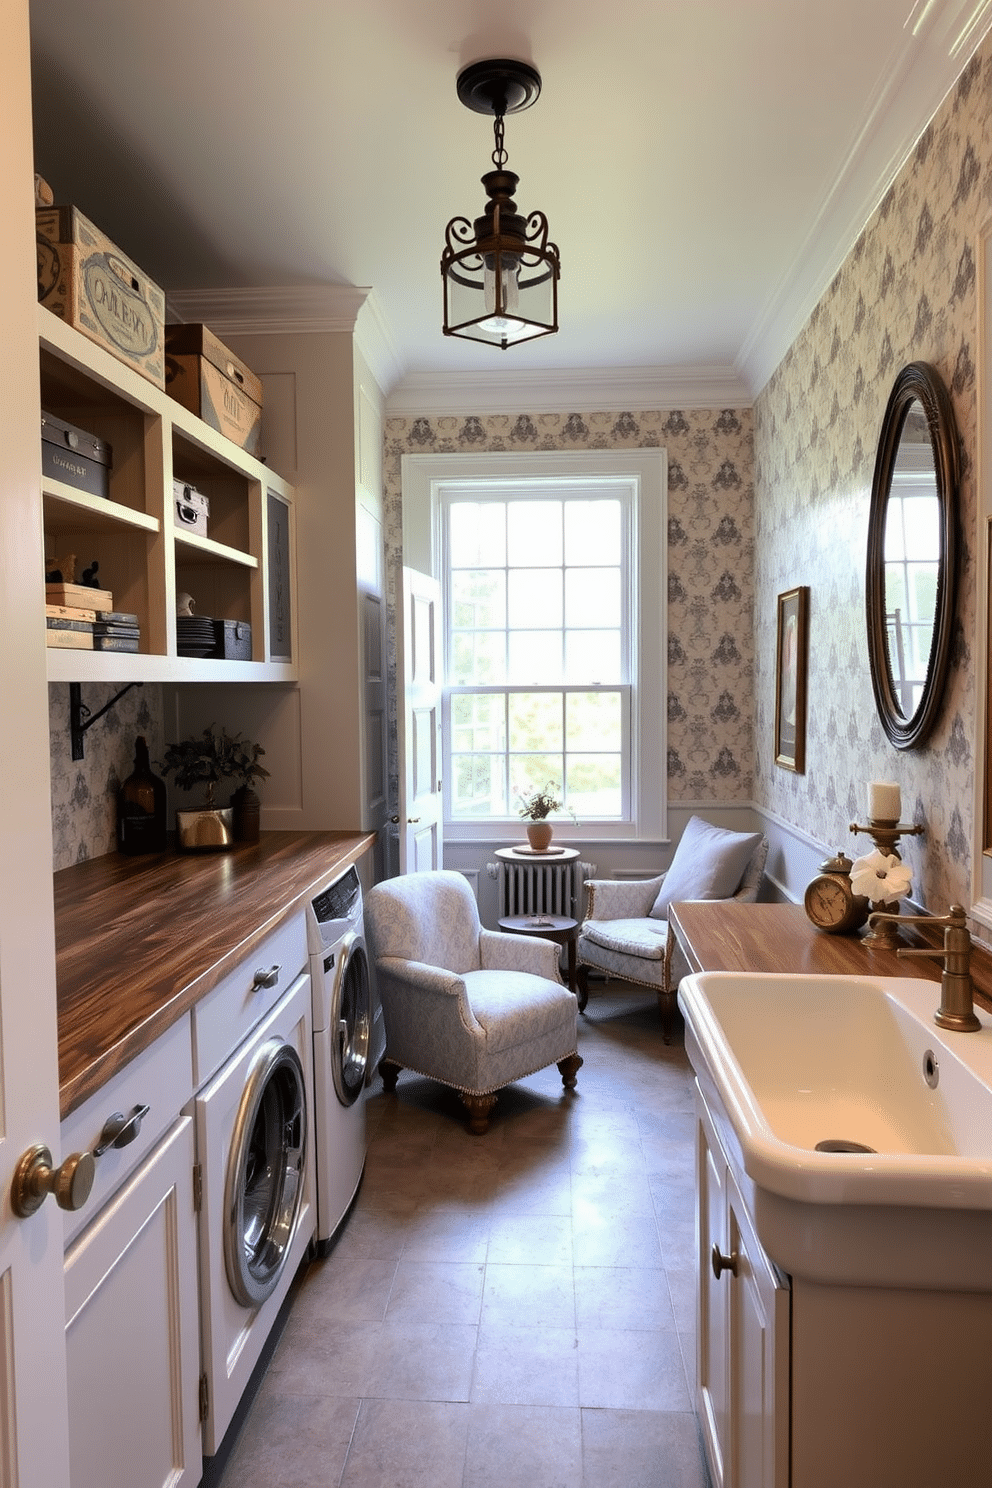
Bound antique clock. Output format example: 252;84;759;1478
803;851;871;934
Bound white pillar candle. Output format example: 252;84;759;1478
868;780;901;822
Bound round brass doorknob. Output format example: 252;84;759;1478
711;1243;739;1279
11;1143;96;1217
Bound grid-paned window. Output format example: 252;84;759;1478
443;484;632;821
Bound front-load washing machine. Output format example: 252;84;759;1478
307;863;380;1251
194;970;316;1456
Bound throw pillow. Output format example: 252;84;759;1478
649;816;763;920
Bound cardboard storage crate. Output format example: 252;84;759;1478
41;411;112;498
165;323;263;456
173;480;209;537
36;205;166;388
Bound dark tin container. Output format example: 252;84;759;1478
41;411;112;498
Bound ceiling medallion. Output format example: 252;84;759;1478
441;58;560;350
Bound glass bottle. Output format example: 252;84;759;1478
117;736;167;854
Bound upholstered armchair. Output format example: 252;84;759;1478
364;870;582;1134
576;817;768;1041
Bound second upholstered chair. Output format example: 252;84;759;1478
364;870;582;1134
576;816;768;1040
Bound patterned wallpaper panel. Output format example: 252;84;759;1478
49;683;165;870
753;46;992;913
383;409;754;816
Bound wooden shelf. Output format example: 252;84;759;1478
39;306;297;682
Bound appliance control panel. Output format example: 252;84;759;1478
307;864;362;951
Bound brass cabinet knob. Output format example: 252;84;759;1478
711;1243;739;1280
11;1143;96;1217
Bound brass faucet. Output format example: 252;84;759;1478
866;904;982;1032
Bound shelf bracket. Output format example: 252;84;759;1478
69;682;142;761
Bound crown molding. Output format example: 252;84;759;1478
384;363;752;417
740;0;992;393
164;284;404;396
165;283;370;334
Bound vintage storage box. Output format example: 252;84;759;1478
41;411;112;498
36;205;166;388
213;619;252;661
165;323;263;456
173;480;210;536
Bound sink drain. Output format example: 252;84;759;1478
814;1138;877;1154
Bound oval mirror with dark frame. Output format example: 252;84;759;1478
866;360;959;750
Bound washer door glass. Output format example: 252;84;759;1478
332;934;371;1107
224;1038;307;1308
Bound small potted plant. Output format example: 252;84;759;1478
517;782;575;851
160;725;266;850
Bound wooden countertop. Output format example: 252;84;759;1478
669;900;992;1016
54;830;376;1117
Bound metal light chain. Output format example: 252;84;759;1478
491;112;508;168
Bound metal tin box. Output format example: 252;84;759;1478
173;480;209;536
41;411;112;497
213;619;252;661
36;204;166;388
165;323;263;456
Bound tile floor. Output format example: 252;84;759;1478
220;984;710;1488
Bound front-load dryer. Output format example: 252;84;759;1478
307;863;377;1251
194;970;316;1456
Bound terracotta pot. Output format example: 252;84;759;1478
526;821;553;851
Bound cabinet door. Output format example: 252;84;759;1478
695;1090;790;1488
727;1176;790;1488
696;1095;730;1488
64;1114;201;1488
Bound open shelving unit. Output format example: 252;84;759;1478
40;305;298;683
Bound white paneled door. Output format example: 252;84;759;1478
397;568;443;874
0;4;73;1482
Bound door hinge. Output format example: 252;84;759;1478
193;1162;203;1213
199;1372;209;1423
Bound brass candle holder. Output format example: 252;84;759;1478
849;817;925;948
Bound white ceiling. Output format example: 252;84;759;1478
27;0;992;405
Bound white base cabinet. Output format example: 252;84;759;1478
696;1088;789;1488
64;1113;201;1488
694;1079;992;1488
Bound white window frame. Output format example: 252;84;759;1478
401;449;667;843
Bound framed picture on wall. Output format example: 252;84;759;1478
775;585;809;772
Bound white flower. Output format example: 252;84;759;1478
850;850;913;902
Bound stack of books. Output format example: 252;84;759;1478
45;581;140;653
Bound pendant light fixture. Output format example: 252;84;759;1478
441;58;560;350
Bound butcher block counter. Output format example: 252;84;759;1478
54;829;375;1117
669;900;992;1016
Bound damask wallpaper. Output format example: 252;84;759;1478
49;683;165;870
754;45;992;914
383;408;754;822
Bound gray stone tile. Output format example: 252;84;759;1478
580;1407;710;1488
221;1389;361;1488
576;1327;692;1411
464;1402;583;1488
385;1259;485;1324
339;1398;469;1488
472;1323;580;1407
481;1262;577;1330
363;1319;478;1402
573;1265;676;1332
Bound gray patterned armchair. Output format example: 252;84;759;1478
364;870;582;1134
576;818;768;1040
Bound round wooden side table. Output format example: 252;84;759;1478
497;912;580;997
